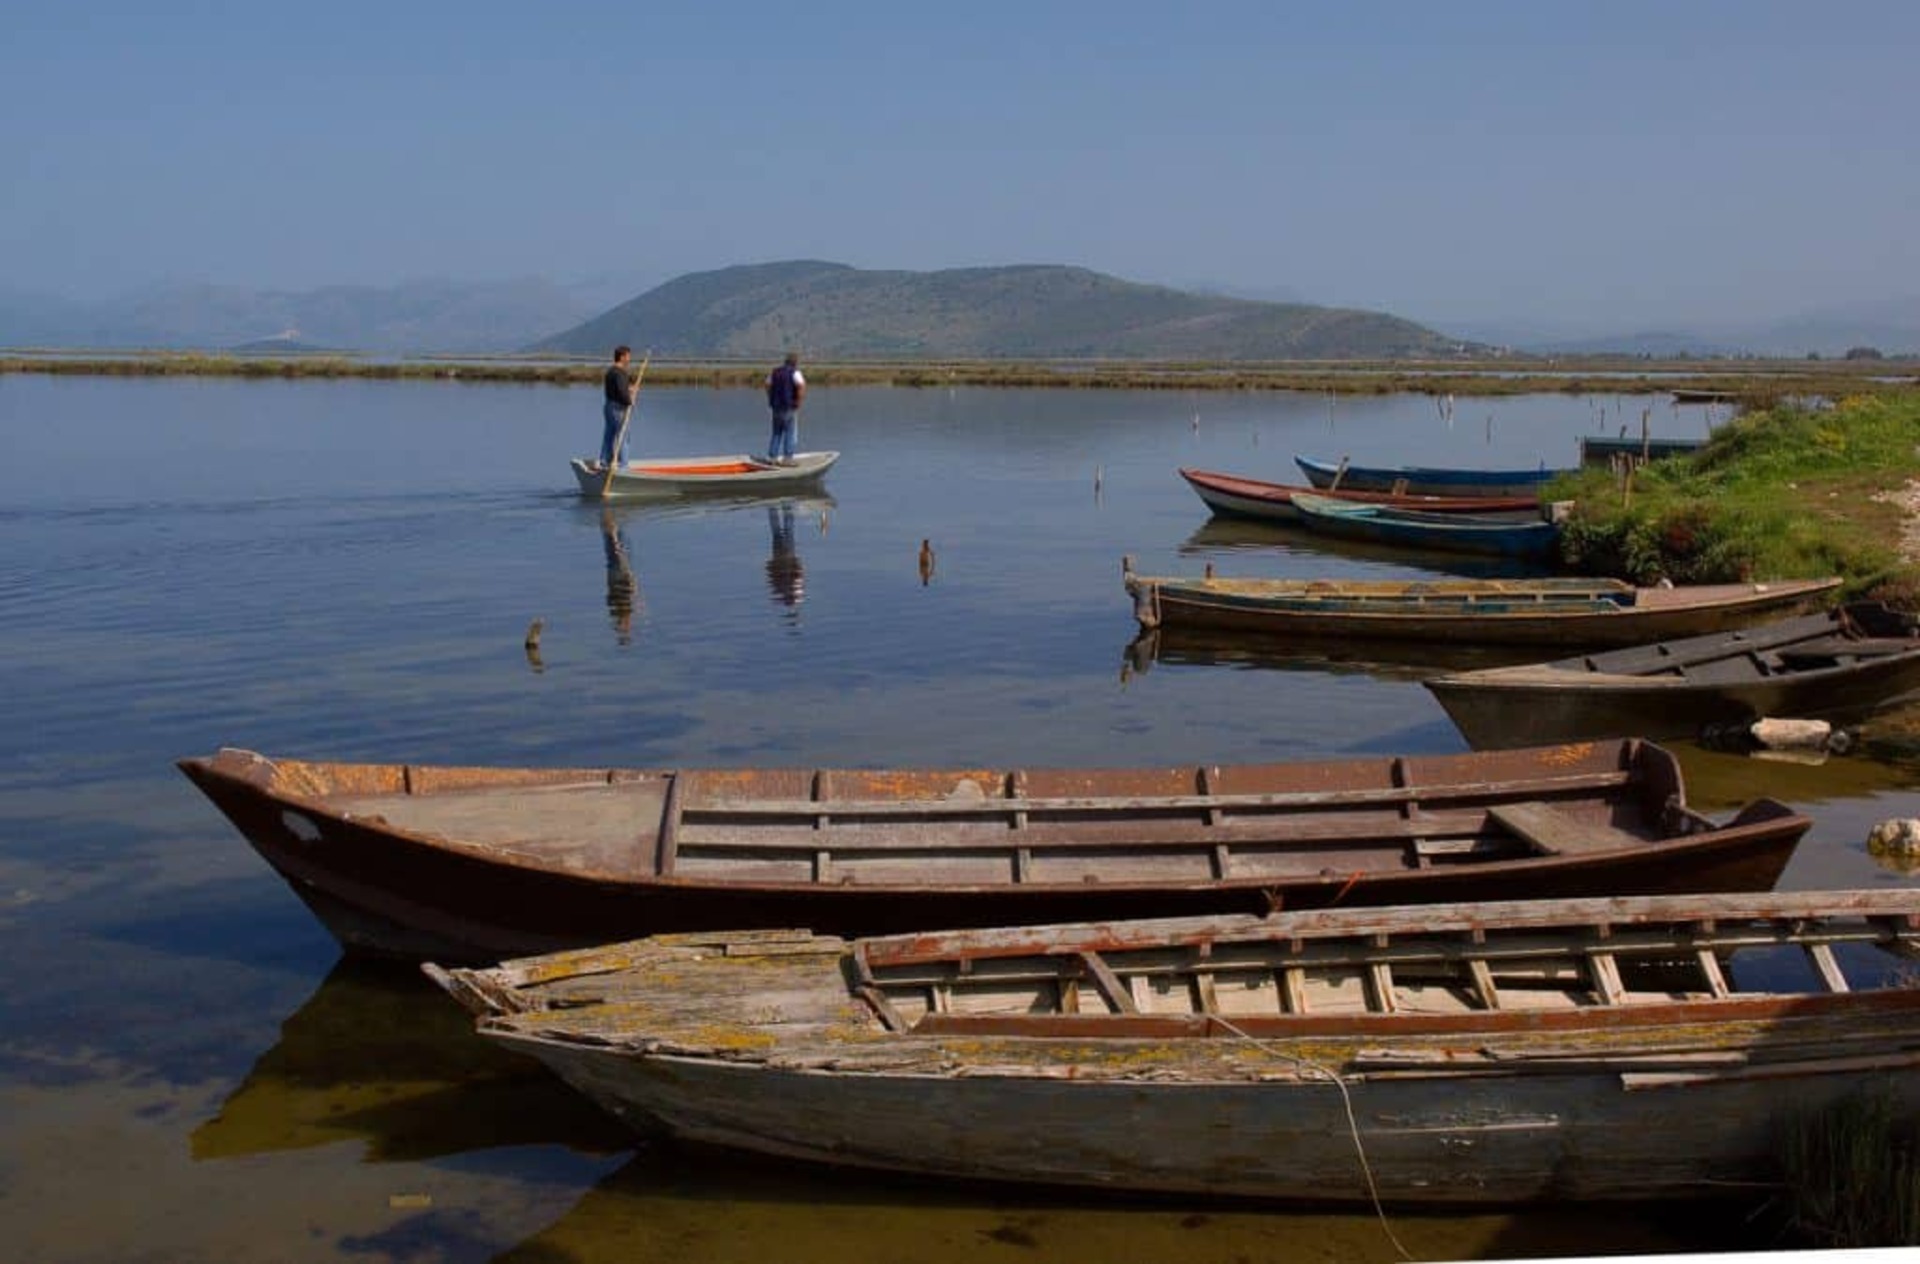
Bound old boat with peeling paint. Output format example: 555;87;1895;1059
1123;565;1842;648
178;741;1808;963
428;888;1920;1204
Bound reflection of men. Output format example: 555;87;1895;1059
765;351;806;465
601;508;640;644
765;503;805;613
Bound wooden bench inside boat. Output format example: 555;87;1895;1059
1486;802;1644;857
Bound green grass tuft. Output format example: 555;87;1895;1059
1554;391;1920;593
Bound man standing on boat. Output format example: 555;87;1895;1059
765;351;805;465
601;345;640;469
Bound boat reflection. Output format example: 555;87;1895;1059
1121;625;1544;685
498;1137;1720;1264
189;959;626;1163
1180;519;1549;580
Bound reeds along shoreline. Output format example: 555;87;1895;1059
0;353;1908;399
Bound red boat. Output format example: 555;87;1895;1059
1180;467;1542;524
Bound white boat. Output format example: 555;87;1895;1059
570;451;839;499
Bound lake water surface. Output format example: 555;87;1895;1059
3;373;1917;1262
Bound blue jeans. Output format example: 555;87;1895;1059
768;409;798;460
601;401;629;466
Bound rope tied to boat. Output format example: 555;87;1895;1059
1209;1013;1415;1263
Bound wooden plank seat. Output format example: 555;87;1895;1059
1486;802;1645;857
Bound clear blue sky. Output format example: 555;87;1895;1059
4;1;1915;332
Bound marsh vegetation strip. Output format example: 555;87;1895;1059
2;375;1917;1260
2;350;1911;398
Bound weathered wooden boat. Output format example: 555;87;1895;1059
428;888;1920;1204
1290;492;1562;560
570;451;839;500
1296;454;1572;499
1123;564;1842;647
1427;601;1920;749
1578;435;1706;467
178;740;1809;963
1179;467;1542;525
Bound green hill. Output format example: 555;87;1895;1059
534;261;1473;360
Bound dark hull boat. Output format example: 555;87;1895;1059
1427;602;1920;749
180;740;1808;963
1123;566;1842;647
430;888;1920;1204
1289;491;1560;560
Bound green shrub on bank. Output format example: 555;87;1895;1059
1556;391;1920;595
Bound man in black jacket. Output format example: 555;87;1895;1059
600;345;639;468
765;351;806;464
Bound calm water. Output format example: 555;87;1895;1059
2;374;1916;1263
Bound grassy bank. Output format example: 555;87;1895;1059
1555;390;1920;597
1;351;1911;399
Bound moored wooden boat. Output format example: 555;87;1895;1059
428;888;1920;1204
1290;491;1561;560
571;451;839;499
1297;454;1572;498
1578;435;1706;467
179;740;1808;963
1427;601;1920;749
1122;564;1842;647
1179;467;1541;525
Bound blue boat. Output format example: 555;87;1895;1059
1296;455;1572;499
1290;492;1562;560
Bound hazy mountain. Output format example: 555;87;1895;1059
0;286;98;347
0;278;606;353
1446;297;1920;359
1733;297;1920;357
536;261;1475;360
1524;331;1748;358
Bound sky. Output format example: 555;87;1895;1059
4;1;1916;334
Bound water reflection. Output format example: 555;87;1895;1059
601;508;642;644
1179;518;1549;579
498;1141;1723;1264
1120;625;1543;686
190;959;627;1163
765;502;806;616
590;495;835;638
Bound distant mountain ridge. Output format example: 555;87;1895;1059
0;278;604;353
536;261;1474;360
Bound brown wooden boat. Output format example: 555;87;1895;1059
1123;565;1842;648
429;888;1920;1204
180;741;1809;963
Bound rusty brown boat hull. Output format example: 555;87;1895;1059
179;741;1809;963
